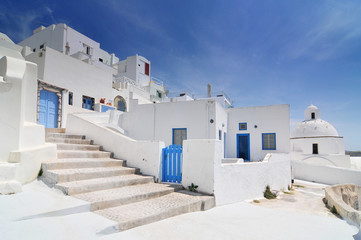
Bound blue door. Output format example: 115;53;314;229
237;134;250;161
39;90;58;128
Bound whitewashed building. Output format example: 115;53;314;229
17;23;165;128
291;104;350;167
291;105;361;185
1;24;292;202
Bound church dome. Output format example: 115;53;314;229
291;105;339;138
291;119;339;138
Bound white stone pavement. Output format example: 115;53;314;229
0;180;359;240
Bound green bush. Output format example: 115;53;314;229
264;185;277;199
331;205;338;215
188;183;198;192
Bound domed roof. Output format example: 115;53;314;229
291;104;339;138
291;118;339;138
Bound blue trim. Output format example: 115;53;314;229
262;133;276;150
236;133;250;161
239;122;247;130
101;105;115;112
172;128;187;145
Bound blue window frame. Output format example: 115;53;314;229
262;133;276;150
239;122;247;130
172;128;187;146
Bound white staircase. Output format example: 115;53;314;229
41;129;215;231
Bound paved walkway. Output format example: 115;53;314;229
0;180;359;240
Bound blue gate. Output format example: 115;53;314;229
162;144;183;183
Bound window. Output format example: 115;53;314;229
33;48;36;52
82;95;94;110
40;44;45;49
156;90;162;98
262;133;276;150
239;122;247;130
313;143;318;154
145;62;150;76
83;44;93;56
311;112;315;119
172;128;187;146
219;130;222;140
68;92;73;105
99;58;103;62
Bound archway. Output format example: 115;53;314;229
114;96;127;112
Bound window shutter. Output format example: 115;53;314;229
145;63;150;76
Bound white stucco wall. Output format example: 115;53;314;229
291;137;346;155
0;37;56;192
292;161;361;185
226;104;290;161
66;113;164;180
182;140;291;205
214;153;291;205
121;99;219;146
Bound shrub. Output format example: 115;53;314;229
188;183;198;192
331;205;338;215
264;185;277;199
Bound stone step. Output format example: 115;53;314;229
55;175;154;195
46;137;92;145
57;150;111;159
42;158;125;171
43;166;136;184
74;183;175;211
46;133;85;139
56;143;100;151
46;128;66;134
95;192;204;231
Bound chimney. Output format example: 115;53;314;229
207;83;211;98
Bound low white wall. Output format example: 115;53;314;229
291;152;351;168
292;161;361;185
66;113;164;180
214;153;291;205
351;157;361;170
182;139;223;194
182;139;291;205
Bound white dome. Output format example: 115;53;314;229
291;119;339;138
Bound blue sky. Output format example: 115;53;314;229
1;0;361;150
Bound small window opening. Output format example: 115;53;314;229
312;143;318;154
311;112;315;119
219;130;222;140
99;58;103;62
40;44;44;49
239;123;247;130
145;62;150;76
68;92;73;105
33;48;36;52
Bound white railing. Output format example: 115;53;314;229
113;76;147;91
150;76;164;87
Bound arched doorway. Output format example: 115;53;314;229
114;96;127;112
